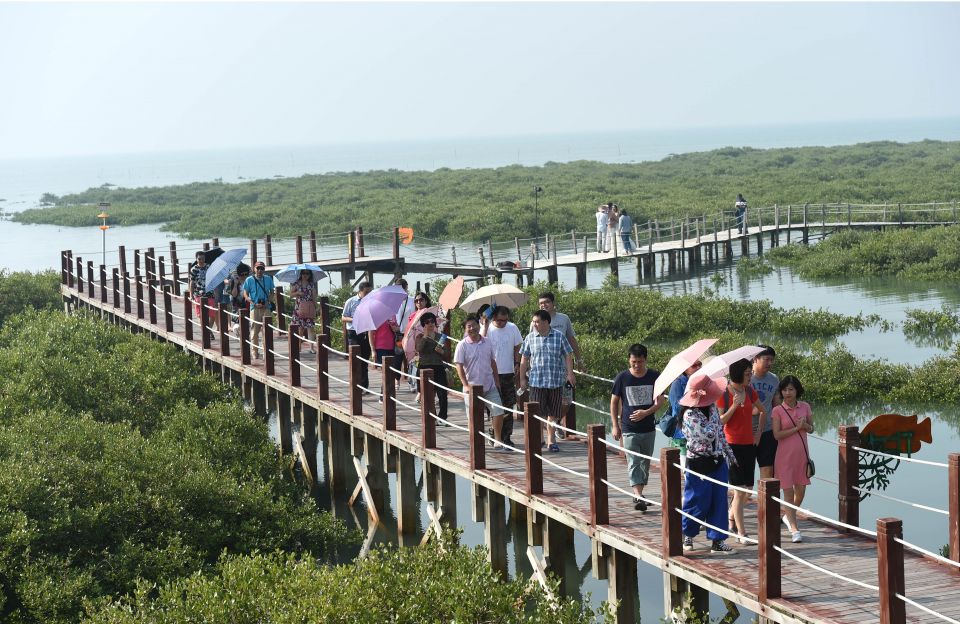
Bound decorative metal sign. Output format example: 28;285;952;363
857;414;932;500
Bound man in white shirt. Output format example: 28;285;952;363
482;305;523;449
596;204;610;252
454;315;507;449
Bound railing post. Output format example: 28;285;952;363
838;425;860;531
309;230;317;261
357;226;365;257
660;447;682;557
199;296;211;348
147;277;157;324
264;235;273;266
99;265;108;304
898;203;903;226
118;245;127;277
158;255;166;286
219;303;230;357
249;239;258;265
163;287;173;332
61;250;69;286
183;292;193;341
76;256;84;292
758;478;782;602
949;453;960;565
264;321;275;375
348;230;356;264
239;309;251;365
316;333;329;400
420;368;436;448
86;260;94;298
382;355;396;430
171;252;181;296
275;286;286;331
295;235;304;263
877;518;906;624
392;226;400;260
524;402;543;495
348;344;362;416
587;424;608;525
319;296;330;337
847;203;852;227
66;250;75;288
111;269;119;309
469;384;486;471
123;272;132;314
288;328;300;387
135;274;145;319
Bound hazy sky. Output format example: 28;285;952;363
1;2;958;159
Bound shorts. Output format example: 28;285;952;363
529;386;563;420
728;443;757;487
464;386;506;418
623;431;657;487
756;430;778;468
193;295;216;318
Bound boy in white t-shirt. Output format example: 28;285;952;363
482;305;523;449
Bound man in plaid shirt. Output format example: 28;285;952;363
518;309;575;453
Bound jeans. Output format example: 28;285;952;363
620;233;634;253
682;461;730;541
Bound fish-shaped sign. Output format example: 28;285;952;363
860;413;932;455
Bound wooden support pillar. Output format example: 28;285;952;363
607;549;639;624
277;392;292;455
264;234;273;266
251;379;266;416
949;453;960;565
239;309;251;364
544;516;571;597
309;230;317;261
660;446;682;557
759;478;782;604
295;235;303;263
484;488;508;576
396;449;419;535
348;344;363;416
838;425;860;531
438;468;457;529
524;402;543;495
575;264;587;289
327;417;352;495
877;518;906;624
588;424;608;525
316;332;329;400
468;384;486;471
365;434;388;517
420;368;437;448
382;355;396;430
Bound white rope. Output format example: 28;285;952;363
808;433;840;446
475;392;524;415
674;462;755;495
529;411;584;438
896;593;960;624
812;475;839;486
571;399;607;415
853;446;948;468
894;537;960;569
477;430;524;454
323;371;350;385
774;545;878;592
599;436;661;463
389;366;418;381
357;355;379;366
574;369;613;383
429;378;466;398
268;325;289;337
328;303;344;310
357;385;383;399
675;508;757;543
295;360;318;373
323;343;349;357
601;478;661;507
773;495;877;537
297;335;318;347
857;487;949;515
391;396;420;412
169;312;185;320
535;453;590;480
268;349;289;361
429;411;470;434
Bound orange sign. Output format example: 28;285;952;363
861;414;932;454
399;227;414;244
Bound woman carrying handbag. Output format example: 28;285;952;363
771;375;815;543
289;269;318;354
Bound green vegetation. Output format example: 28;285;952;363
766;225;960;280
0;269;61;326
86;535;607;624
15;140;960;240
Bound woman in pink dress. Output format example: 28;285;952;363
771;375;814;543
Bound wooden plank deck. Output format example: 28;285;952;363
64;280;960;624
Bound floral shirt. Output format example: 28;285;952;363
682;404;737;467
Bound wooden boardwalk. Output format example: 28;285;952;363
61;269;960;624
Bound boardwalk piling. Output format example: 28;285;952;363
239;309;251;365
327;417;352;495
524;402;543;495
365;434;388;516
382;355;396;430
950;453;960;565
587;424;609;525
838;425;860;531
277;391;292;455
348;345;363;416
288;329;301;386
420;368;437;448
396;449;419;536
439;468;457;528
758;478;782;602
485;488;508;576
544;516;571;596
660;447;682;557
877;518;906;624
608;549;640;624
468;384;486;471
316;333;329;399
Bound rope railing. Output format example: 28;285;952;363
429;378;466;399
574;369;614;384
529;411;583;439
675;508;758;544
474;392;524;416
389;365;418;381
895;594;959;624
357;385;383;399
675;462;754;495
323;371;350;385
427;411;469;434
598;437;661;463
774;545;878;592
535;453;590;480
601;478;661;508
894;538;960;570
267;349;289;361
322;343;349;357
477;430;524;454
570;399;607;415
296;360;318;373
391;396;420;412
774;495;877;538
853;445;949;468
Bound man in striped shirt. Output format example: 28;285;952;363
518;309;575;453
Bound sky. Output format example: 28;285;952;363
1;1;958;159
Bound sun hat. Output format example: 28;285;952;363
679;374;728;408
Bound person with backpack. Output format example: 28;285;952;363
242;261;276;360
661;358;704;470
717;358;767;544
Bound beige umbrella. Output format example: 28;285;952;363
459;283;529;313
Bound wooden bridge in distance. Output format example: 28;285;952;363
59;242;960;624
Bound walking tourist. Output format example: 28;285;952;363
751;345;780;480
529;292;584;439
771;375;813;543
405;292;434;391
242;261;276;360
718;358;766;543
289;268;318;353
596;204;610;252
189;250;218;336
223;264;250;335
415;312;449;424
618;207;634;253
610;343;664;511
664;358;704;470
341;281;374;390
735;193;748;234
482;305;523;449
518;309;575;452
680;374;738;554
609;204;620;250
454;315;507;448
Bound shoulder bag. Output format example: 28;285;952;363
780;405;815;477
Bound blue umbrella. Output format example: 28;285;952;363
204;248;247;291
275;263;328;283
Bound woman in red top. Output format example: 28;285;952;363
717;358;766;543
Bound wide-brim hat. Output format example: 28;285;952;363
679;374;728;408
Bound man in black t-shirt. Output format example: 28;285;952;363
611;343;665;511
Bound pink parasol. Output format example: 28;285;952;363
401;306;447;362
688;345;765;384
653;338;718;398
438;276;464;314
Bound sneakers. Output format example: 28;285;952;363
791;531;803;543
555;431;567;441
683;536;695;551
711;540;734;554
782;516;792;531
634;499;648;512
548;443;560;453
737;534;750;545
